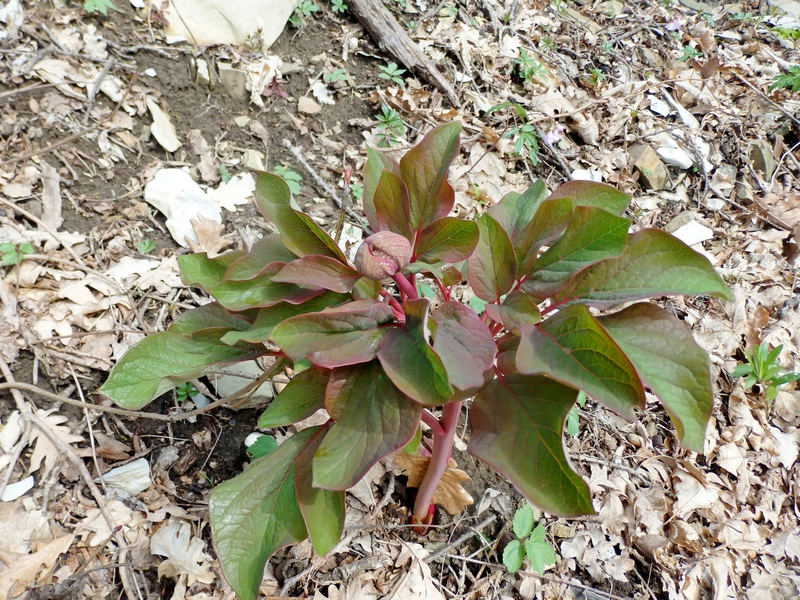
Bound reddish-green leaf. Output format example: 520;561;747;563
400;122;461;232
547;180;631;216
224;236;296;281
468;213;516;302
210;427;315;600
211;263;324;311
515;198;573;276
488;180;548;240
100;331;263;410
484;290;541;332
178;251;244;292
468;375;593;517
363;147;401;232
431;301;495;391
415;217;479;264
220;292;347;345
495;333;520;376
516;304;645;418
272;255;361;293
597;303;713;452
313;361;421;489
553;229;734;308
254;173;346;262
271;299;394;368
373;170;413;240
258;366;329;428
522;206;629;298
169;303;253;336
294;426;345;555
377;298;453;406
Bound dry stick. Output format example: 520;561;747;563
424;514;497;563
83;57;115;126
0;425;30;501
731;71;800;131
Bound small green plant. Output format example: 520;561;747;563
84;0;116;15
770;65;800;92
101;123;731;600
219;165;232;183
442;4;458;17
137;239;157;254
175;382;198;403
372;105;406;147
731;343;800;403
488;102;540;166
378;62;407;86
290;0;319;27
566;390;588;436
515;48;548;84
503;504;556;575
773;27;800;40
679;45;703;62
323;68;348;83
273;164;303;195
601;41;614;53
0;242;34;266
331;0;348;13
583;67;606;87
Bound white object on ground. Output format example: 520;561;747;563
97;457;152;495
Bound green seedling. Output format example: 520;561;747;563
566;391;588;437
372;105;406;148
137;239;157;254
324;68;348;83
219;165;232;183
487;102;540;166
378;62;407;86
175;382;198;403
331;0;348;13
583;67;606;87
503;504;556;575
0;242;34;266
731;343;800;403
773;27;800;40
679;45;703;62
101;123;731;600
273;165;303;195
247;435;278;459
84;0;117;15
290;0;319;27
770;65;800;92
515;48;548;85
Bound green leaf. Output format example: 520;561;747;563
597;303;714;452
517;304;645;418
546;180;631;216
488;180;548;241
84;0;116;15
178;251;244;292
402;425;422;454
373;170;413;240
211;263;325;311
513;504;535;539
524;526;556;575
224;236;296;281
377;298;453;406
313;361;421;489
515;198;573;276
254;173;346;262
400;122;461;232
523;206;630;298
468;213;516;302
169;303;253;335
101;331;262;409
271;299;394;368
469;375;594;517
467;295;488;315
553;229;734;308
566;405;579;436
503;539;525;573
247;435;278;459
483;290;541;332
431;301;495;391
363;148;401;232
294;426;345;555
210;427;315;600
730;363;752;378
272;256;361;293
258;366;329;428
220;292;347;345
415;217;479;264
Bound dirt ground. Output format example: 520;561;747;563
1;0;800;599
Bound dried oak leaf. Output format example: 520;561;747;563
186;214;232;258
393;453;473;515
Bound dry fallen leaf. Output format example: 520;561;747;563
393;452;473;515
150;518;215;586
186;214;232;257
0;534;75;599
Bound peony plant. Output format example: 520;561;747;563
100;122;731;600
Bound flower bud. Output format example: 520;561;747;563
354;231;412;280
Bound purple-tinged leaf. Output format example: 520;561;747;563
547;180;631;216
495;333;520;376
488;180;548;240
597;303;713;452
468;213;516;302
100;331;263;410
377;298;453;406
324;365;357;421
211;263;325;311
224;236;296;281
220;292;347;345
483;290;541;332
178;251;244;292
517;304;645;418
415;217;479;264
431;301;495;391
468;375;593;517
400;122;461;232
373;170;413;240
258;366;329;428
522;206;629;298
272;256;361;293
553;229;734;308
271;300;394;368
313;361;421;489
352;277;382;300
294;425;345;555
363;147;401;232
515;198;573;276
255;173;347;262
210;426;315;600
170;303;254;336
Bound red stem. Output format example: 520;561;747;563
392;272;418;300
379;289;405;320
413;401;462;524
420;409;446;436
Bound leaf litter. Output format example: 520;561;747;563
1;0;800;598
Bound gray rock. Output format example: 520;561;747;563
629;144;669;190
749;139;777;179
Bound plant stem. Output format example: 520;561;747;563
421;409;446;436
392;271;418;300
413;400;462;524
379;289;405;319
